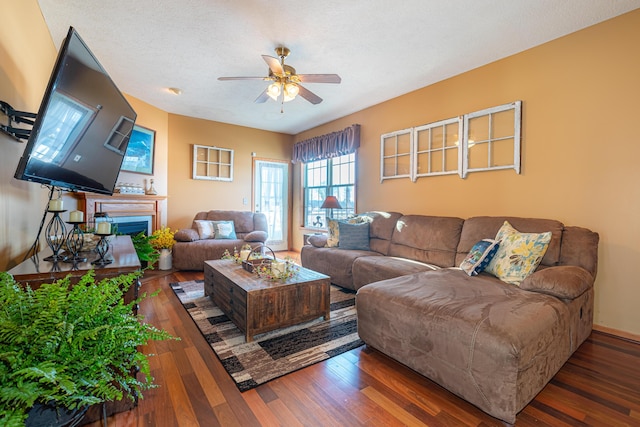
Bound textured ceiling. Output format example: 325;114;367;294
37;1;639;135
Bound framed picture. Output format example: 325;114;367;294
121;124;155;175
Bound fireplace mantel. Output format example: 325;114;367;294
74;192;167;233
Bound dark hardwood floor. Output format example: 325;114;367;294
85;264;640;426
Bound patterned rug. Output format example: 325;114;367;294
170;280;364;392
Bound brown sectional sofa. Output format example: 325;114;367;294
173;210;268;271
300;212;598;423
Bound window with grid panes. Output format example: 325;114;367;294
303;153;355;229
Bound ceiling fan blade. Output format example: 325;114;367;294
255;88;270;103
262;55;285;76
297;84;323;105
218;76;269;81
297;74;341;84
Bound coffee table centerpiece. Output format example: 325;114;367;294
204;258;330;342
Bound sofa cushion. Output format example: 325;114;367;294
243;230;267;242
300;245;381;290
388;215;464;268
172;239;246;270
485;221;551;285
520;266;594;299
351;211;403;255
174;228;199;242
459;239;500;276
352;256;439;290
308;234;328;248
558;226;600;277
338;222;370;250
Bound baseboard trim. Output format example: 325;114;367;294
593;324;640;343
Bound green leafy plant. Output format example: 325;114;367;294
131;231;160;268
0;270;177;426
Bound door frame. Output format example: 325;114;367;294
252;158;291;250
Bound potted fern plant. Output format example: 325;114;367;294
131;231;160;269
0;270;177;426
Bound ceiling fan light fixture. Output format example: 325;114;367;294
285;83;299;97
267;83;281;100
283;83;299;102
218;46;340;107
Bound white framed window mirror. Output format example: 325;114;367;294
380;128;413;182
413;116;463;181
192;144;234;181
461;101;522;178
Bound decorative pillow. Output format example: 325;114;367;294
212;220;237;239
485;221;552;285
325;215;371;248
338;222;370;251
194;220;216;239
459;239;500;276
325;217;341;247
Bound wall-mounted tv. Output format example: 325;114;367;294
14;26;137;195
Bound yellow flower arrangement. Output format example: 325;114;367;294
151;226;175;250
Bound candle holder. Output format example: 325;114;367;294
92;233;113;266
44;209;67;262
65;221;87;265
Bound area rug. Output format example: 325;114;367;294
170;280;364;391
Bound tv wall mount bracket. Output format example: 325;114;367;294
0;100;36;142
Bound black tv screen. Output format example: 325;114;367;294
14;26;136;195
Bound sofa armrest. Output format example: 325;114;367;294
174;228;200;242
308;234;328;248
519;265;594;299
244;230;268;242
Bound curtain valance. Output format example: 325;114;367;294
292;124;360;163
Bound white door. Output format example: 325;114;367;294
253;159;289;251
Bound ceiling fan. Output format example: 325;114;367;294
218;47;341;112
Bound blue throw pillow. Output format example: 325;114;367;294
460;239;500;276
337;222;370;251
212;220;237;239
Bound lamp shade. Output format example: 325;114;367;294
320;195;342;209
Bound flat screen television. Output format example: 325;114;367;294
14;26;137;195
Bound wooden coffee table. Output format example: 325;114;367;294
204;259;331;342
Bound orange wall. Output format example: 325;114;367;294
293;9;640;337
166;114;293;230
0;1;171;269
0;0;57;270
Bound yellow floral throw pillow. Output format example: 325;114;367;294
326;218;341;247
485;221;552;285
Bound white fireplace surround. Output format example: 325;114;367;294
74;193;166;235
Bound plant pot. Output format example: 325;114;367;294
158;248;172;270
26;403;88;427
